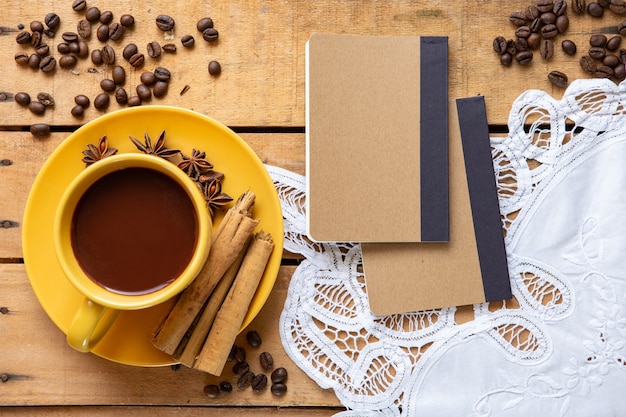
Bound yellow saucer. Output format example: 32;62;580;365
22;106;284;367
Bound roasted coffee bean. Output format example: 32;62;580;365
573;0;586;13
588;2;604;17
123;43;138;60
237;371;255;389
14;92;30;106
156;15;175;31
260;351;273;370
94;93;110;110
234;345;246;363
515;37;528;51
35;44;50;57
620;48;626;63
618;20;626;36
562;39;577;55
15;52;29;65
162;43;177;53
580;55;597;74
147;41;162;58
72;0;87;11
595;65;614;78
232;361;250;375
77;41;89;58
28;101;46;115
610;0;626;14
227;345;238;362
100;79;116;92
129;53;145;68
527;33;541;49
30;20;44;33
615;64;626;80
541;24;558;39
108;23;124;41
555;15;568;32
537;0;554;12
102;45;115;64
607;36;622;51
100;11;114;25
246;330;262;347
500;52;513;66
136;84;152;101
219;381;233;392
603;54;620;67
77;19;91;39
30;123;50;137
112;65;126;85
548;70;568;88
589;46;606;59
75;94;90;107
540;11;557;24
97;24;109;42
493;36;508;54
62;32;79;43
57;43;70;54
85;7;101;23
197;17;214;32
181;34;195;47
154;67;171;81
71;104;85;117
208;60;222;75
43;28;55;38
39;56;56;73
153;80;168;98
252;373;268;392
553;0;567;15
140;71;156;85
599;0;610;7
509;11;528;26
127;95;142;106
59;54;77;69
506;39;517;55
526;5;540;19
202;28;219;42
515;50;533;65
515;26;531;39
91;49;103;65
69;42;81;54
114;87;128;104
45;13;60;30
203;384;220;398
28;54;41;69
271;367;288;383
16;31;32;45
271;383;287;397
30;31;42;47
540;39;554;60
120;14;135;27
590;34;607;47
529;17;542;33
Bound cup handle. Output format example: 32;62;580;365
67;298;120;352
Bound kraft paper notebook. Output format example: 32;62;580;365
362;97;512;315
305;33;449;243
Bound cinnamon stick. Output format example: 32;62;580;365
152;191;258;355
193;231;274;375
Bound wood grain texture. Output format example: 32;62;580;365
0;406;344;416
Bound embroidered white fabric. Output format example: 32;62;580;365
267;78;626;417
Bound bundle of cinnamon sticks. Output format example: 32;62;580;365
152;190;274;376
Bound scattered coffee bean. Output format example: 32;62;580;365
509;11;528;26
580;55;597;74
85;6;101;23
71;104;85;117
548;70;568;87
493;36;508;55
112;65;126;85
589;46;606;59
30;31;42;47
271;383;287;397
540;23;558;39
28;101;46;115
197;17;214;32
607;36;622;52
515;26;531;39
102;45;116;64
16;31;32;45
526;5;540;20
500;52;513;66
246;330;262;347
516;50;534;65
611;0;626;14
57;43;71;54
72;0;87;12
202;28;219;42
540;12;557;25
30;21;44;33
208;60;221;75
75;94;90;107
540;39;554;60
181;34;195;47
127;95;142;106
120;14;135;27
94;93;110;110
162;43;177;53
573;0;586;14
237;371;255;389
615;64;626;80
271;367;288;383
28;54;41;69
15;52;29;65
77;41;89;58
129;53;145;68
100;79;116;92
588;1;604;17
97;24;110;42
45;13;61;30
39;55;56;73
232;361;250;375
109;23;124;41
123;43;138;60
115;87;128;104
603;54;619;67
555;15;569;33
100;11;114;25
147;41;162;58
69;42;81;54
537;0;553;13
43;28;55;38
260;351;274;370
30;123;50;137
203;384;220;398
136;83;152;101
590;34;607;47
140;71;156;86
14;92;30;106
156;15;175;31
219;381;233;392
62;31;79;43
153;80;168;98
37;92;54;106
35;44;50;57
154;66;171;81
91;49;103;65
553;0;567;15
595;64;614;78
562;39;577;55
252;373;268;392
59;54;78;69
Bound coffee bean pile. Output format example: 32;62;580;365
11;1;224;137
202;330;289;399
493;0;626;88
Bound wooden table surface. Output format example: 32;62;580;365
1;0;624;415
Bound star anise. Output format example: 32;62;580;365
202;179;233;216
197;169;224;185
81;135;118;166
129;130;179;158
178;148;214;178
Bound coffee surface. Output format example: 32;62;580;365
71;167;198;295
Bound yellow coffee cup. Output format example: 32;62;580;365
54;153;211;353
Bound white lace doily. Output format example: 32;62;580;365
267;78;626;417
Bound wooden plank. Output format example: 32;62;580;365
0;406;344;416
0;131;304;259
2;0;611;128
0;263;341;407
